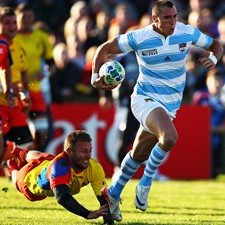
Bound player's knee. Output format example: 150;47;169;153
160;131;178;150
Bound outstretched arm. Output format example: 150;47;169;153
53;185;108;220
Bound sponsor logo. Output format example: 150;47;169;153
142;49;158;56
164;56;171;61
135;195;145;207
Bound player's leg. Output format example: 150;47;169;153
104;128;157;222
11;147;42;163
2;105;34;169
135;107;178;211
7;158;19;185
7;105;34;148
103;148;141;222
105;96;160;220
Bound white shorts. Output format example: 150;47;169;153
131;95;174;132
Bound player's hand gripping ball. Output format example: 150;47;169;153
99;60;125;86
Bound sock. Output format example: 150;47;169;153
7;159;18;176
109;152;141;200
139;143;168;187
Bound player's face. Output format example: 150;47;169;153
152;6;177;37
1;15;17;40
17;10;34;31
69;141;92;170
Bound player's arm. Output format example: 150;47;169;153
97;193;114;225
2;46;15;107
53;184;108;220
21;70;29;93
4;68;16;107
91;37;122;90
198;39;223;69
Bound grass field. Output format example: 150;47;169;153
0;176;225;225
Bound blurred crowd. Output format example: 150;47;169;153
0;0;224;178
1;0;224;103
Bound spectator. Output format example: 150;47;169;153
217;15;225;70
75;45;99;98
15;3;55;151
192;67;225;178
188;0;214;12
75;15;100;53
0;6;33;165
31;0;70;39
110;2;139;35
64;0;89;38
188;8;219;38
0;7;27;163
91;8;111;45
50;42;82;102
184;51;208;103
65;35;86;70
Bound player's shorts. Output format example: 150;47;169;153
3;126;33;145
130;95;174;132
0;105;30;134
29;90;47;113
15;153;55;201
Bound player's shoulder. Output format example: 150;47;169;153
128;24;153;36
11;38;23;48
175;21;196;34
0;34;9;46
89;158;104;173
89;158;102;168
88;158;105;180
123;24;156;44
33;29;49;38
52;151;69;165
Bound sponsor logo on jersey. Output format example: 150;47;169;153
142;49;158;56
164;56;171;61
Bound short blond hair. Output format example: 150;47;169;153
64;130;92;151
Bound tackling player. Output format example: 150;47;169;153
7;130;113;224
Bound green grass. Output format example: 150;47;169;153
0;176;225;225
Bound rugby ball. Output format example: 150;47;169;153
99;60;125;86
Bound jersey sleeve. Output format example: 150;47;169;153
49;154;71;189
117;32;135;53
0;39;12;70
191;27;213;49
90;159;107;196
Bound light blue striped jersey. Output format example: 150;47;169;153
117;22;213;115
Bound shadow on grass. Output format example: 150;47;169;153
118;220;225;225
2;205;64;211
124;209;225;217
